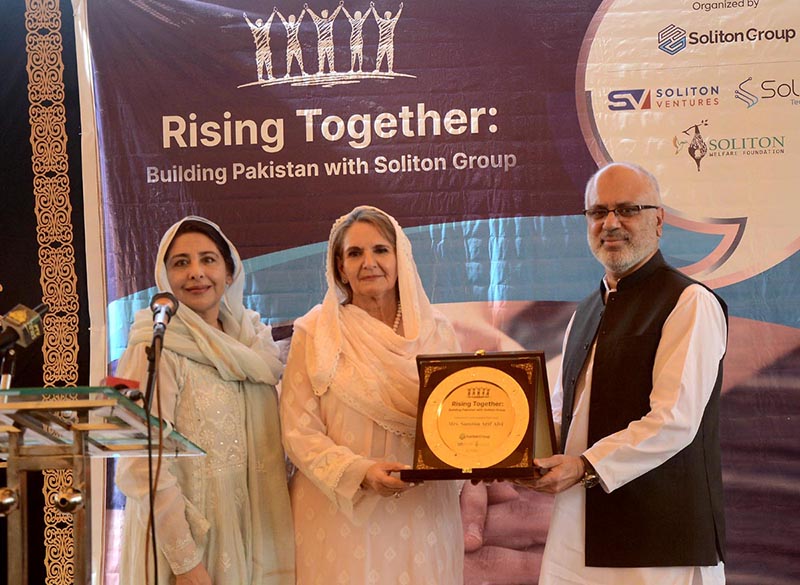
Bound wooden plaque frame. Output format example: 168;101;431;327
400;351;556;481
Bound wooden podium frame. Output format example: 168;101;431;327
0;387;203;585
400;351;556;482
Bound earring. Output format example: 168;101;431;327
342;277;348;284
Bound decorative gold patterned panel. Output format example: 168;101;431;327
43;469;77;585
25;0;80;582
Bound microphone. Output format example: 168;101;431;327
0;303;49;353
150;292;179;339
101;375;143;402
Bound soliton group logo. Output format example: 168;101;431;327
658;24;796;56
658;24;687;55
240;1;414;88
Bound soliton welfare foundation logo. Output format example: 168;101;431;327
240;1;414;88
673;120;708;171
672;120;787;171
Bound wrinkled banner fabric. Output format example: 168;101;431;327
76;1;800;583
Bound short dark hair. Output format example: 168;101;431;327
166;219;236;276
329;208;397;303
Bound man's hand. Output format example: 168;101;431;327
530;455;586;494
176;562;212;585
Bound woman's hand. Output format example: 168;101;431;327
176;562;212;585
361;461;414;497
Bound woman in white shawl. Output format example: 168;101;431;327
115;216;294;585
280;206;464;584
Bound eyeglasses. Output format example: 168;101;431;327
582;205;660;221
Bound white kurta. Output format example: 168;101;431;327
116;347;294;584
280;321;464;585
540;284;727;585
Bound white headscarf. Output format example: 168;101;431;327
294;205;459;436
121;215;283;385
117;217;294;581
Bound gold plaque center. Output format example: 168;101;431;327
422;366;529;469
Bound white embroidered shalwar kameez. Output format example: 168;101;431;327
540;284;726;585
280;206;464;585
115;216;294;584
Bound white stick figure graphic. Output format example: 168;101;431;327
372;1;403;73
341;3;374;73
277;7;308;77
305;1;343;75
244;9;277;81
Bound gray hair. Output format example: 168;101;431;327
584;162;662;207
328;206;398;303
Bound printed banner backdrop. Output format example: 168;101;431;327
77;1;800;583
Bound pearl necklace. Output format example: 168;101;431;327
392;301;402;333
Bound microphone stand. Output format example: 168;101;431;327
143;327;164;414
0;347;17;391
138;292;176;584
143;326;165;584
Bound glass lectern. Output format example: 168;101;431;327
0;387;204;585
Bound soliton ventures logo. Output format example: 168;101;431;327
608;85;720;111
658;24;687;55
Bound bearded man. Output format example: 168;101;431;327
530;162;727;585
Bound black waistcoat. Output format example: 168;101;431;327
560;251;727;567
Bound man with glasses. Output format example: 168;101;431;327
529;162;727;584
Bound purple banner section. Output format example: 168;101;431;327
87;0;599;298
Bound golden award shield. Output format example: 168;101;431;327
400;350;555;481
